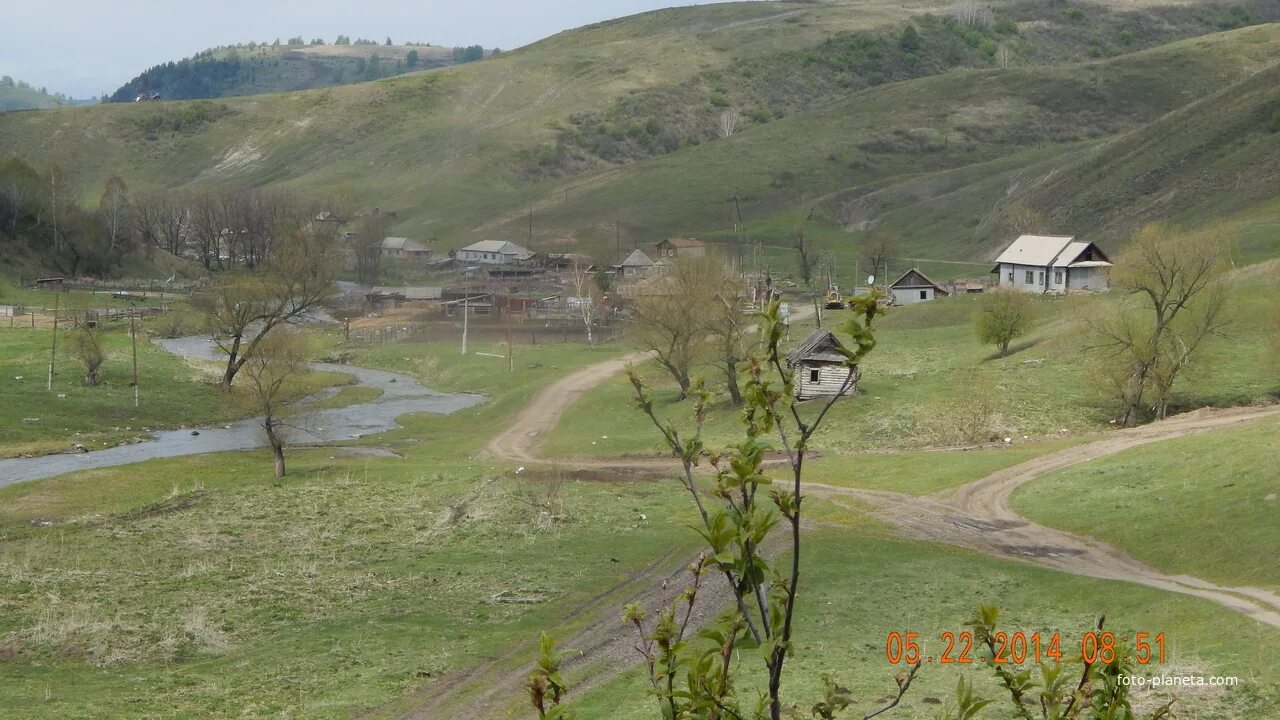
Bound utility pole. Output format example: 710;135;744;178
130;305;139;407
460;294;469;355
527;206;533;248
47;293;59;391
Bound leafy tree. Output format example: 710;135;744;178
975;287;1035;356
335;35;351;45
535;294;894;720
193;228;337;391
453;45;485;63
385;36;392;46
406;50;420;68
1086;223;1231;425
236;327;311;477
630;256;724;399
899;25;922;52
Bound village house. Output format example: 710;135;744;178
654;236;706;259
380;237;432;258
457;240;535;265
888;268;949;305
992;234;1112;293
786;329;858;400
614;249;655;279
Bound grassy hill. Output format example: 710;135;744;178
107;42;483;103
0;76;77;112
0;0;1276;269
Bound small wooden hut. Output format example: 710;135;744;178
786;329;857;400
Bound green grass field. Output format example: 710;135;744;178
545;269;1280;461
565;525;1280;720
1013;413;1280;592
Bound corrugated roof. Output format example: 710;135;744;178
994;234;1076;267
461;240;532;255
382;237;429;252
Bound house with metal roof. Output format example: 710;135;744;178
380;237;432;258
888;268;949;305
786;329;858;400
991;234;1111;294
457;240;535;265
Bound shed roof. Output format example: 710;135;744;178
786;330;851;365
370;286;443;300
889;268;947;292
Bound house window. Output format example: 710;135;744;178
1024;270;1034;284
809;369;820;383
919;290;928;300
1038;271;1044;284
1054;270;1063;284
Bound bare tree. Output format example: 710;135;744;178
717;109;740;139
354;211;389;285
99;176;131;255
699;264;751;405
1086;223;1232;425
237;327;311;478
953;0;994;27
863;232;899;284
194;228;337;391
74;320;106;386
569;258;599;349
996;43;1013;70
1001;202;1045;236
794;231;824;328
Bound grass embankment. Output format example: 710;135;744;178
545;269;1280;463
0;336;691;719
1014;413;1280;592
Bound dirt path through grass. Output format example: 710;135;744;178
417;342;1280;718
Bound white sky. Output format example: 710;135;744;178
0;1;739;98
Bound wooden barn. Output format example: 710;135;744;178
786;330;858;400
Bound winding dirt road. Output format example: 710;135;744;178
394;350;1279;719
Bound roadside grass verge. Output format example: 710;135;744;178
1012;413;1280;592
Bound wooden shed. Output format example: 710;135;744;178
786;329;857;400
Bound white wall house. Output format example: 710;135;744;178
888;268;949;305
786;330;858;400
992;234;1112;294
457;240;534;265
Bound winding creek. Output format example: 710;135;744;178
0;336;485;488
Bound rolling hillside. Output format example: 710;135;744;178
0;0;1277;271
108;42;487;103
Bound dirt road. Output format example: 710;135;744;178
400;342;1278;719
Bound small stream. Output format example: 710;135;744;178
0;337;485;488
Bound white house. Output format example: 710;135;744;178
457;240;534;265
786;330;858;400
888;268;949;305
991;234;1111;294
